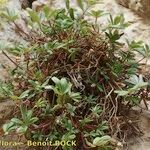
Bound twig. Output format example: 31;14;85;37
2;50;23;70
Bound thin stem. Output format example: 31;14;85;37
2;50;23;70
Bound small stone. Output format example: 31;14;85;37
32;0;51;11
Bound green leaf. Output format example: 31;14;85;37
52;77;60;85
70;92;81;102
126;75;148;88
98;121;109;131
1;9;18;21
65;0;70;9
60;78;69;93
76;0;84;10
28;9;40;24
115;75;148;97
29;117;39;124
26;110;33;119
91;105;102;116
51;104;62;112
62;133;76;141
114;90;129;96
19;89;30;99
69;8;75;20
44;85;53;90
66;103;76;116
87;0;101;6
34;98;47;108
80;117;92;126
43;6;57;19
93;136;111;147
90;10;104;18
128;40;143;49
16;126;28;133
85;139;96;148
114;15;122;25
11;118;23;125
136;44;150;58
3;122;16;135
43;6;50;18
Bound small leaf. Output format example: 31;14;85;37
16;126;28;133
76;0;84;10
93;136;111;146
114;15;122;25
65;0;70;9
44;85;53;90
85;139;96;148
70;92;81;102
80;117;92;126
126;75;148;88
19;90;30;99
69;8;75;20
28;9;40;24
26;110;33;119
1;9;18;21
11;118;23;125
90;10;104;18
114;90;129;96
3;122;16;134
52;77;60;85
29;117;38;124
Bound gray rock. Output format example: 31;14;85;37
116;0;150;18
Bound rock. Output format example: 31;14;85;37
32;0;52;11
0;100;15;126
0;0;22;130
116;0;150;18
20;0;35;9
20;0;52;11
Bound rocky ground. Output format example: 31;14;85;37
0;0;150;150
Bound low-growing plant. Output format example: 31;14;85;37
0;0;149;149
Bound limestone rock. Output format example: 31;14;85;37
20;0;35;9
116;0;150;18
0;100;15;126
32;0;52;11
